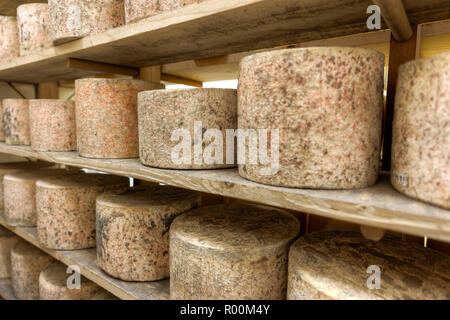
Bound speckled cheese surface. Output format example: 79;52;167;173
48;0;125;45
0;101;4;141
138;88;237;169
96;185;201;281
2;99;30;145
124;0;204;23
170;204;300;299
17;3;52;56
391;52;450;209
3;169;73;227
75;78;164;159
288;231;450;300
36;173;129;250
0;226;19;278
11;240;55;300
238;47;385;189
39;261;102;300
0;16;19;61
30;99;77;152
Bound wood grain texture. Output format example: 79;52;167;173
0;143;448;242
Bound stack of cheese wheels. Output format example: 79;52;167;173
391;52;450;209
39;261;102;300
11;240;55;300
170;204;300;299
0;161;53;210
124;0;204;23
96;185;201;281
0;16;19;60
16;3;52;56
75;78;164;159
288;231;450;300
2;99;31;145
36;173;129;250
48;0;125;45
0;226;19;278
29;99;76;151
238;47;385;188
3;169;73;227
138;88;237;169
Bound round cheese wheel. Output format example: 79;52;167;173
17;3;52;56
0;16;19;61
0;226;19;278
124;0;204;23
2;99;30;145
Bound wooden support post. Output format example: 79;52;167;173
372;0;413;42
37;81;59;99
382;25;420;171
137;66;161;82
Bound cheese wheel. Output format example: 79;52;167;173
0;226;19;278
2;99;30;145
11;240;55;300
75;78;164;159
0;16;19;61
3;169;74;227
170;204;300;299
238;47;384;188
96;185;201;281
0;100;4;141
36;173;129;249
17;3;52;56
391;52;450;209
138;88;237;169
124;0;204;23
29;99;76;152
287;231;450;300
48;0;124;45
39;262;101;300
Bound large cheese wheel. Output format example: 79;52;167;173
124;0;204;23
29;99;76;152
391;52;450;209
17;3;52;56
36;173;129;249
75;78;164;159
288;231;450;300
238;47;384;188
96;185;201;281
0;226;19;278
3;169;73;227
138;88;237;169
11;240;55;300
2;99;30;145
170;204;300;299
0;16;19;61
39;261;101;300
48;0;124;45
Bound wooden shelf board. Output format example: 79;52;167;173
0;278;16;300
0;0;448;83
0;143;449;242
0;212;170;300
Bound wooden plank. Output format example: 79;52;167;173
0;212;170;300
0;278;17;300
67;58;139;77
0;0;448;83
0;0;46;16
373;0;413;41
161;74;202;87
0;143;448;242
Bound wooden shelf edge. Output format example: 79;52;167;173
0;143;449;242
0;212;170;300
0;278;16;300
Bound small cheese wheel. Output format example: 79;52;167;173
238;47;384;188
17;3;52;56
138;88;237;169
75;78;164;159
29;99;76;152
287;231;450;300
39;262;101;300
391;52;450;209
3;169;73;227
0;16;19;61
170;204;300;299
11;240;55;300
124;0;204;23
36;173;129;250
48;0;125;45
2;99;30;145
0;226;19;278
96;185;201;281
